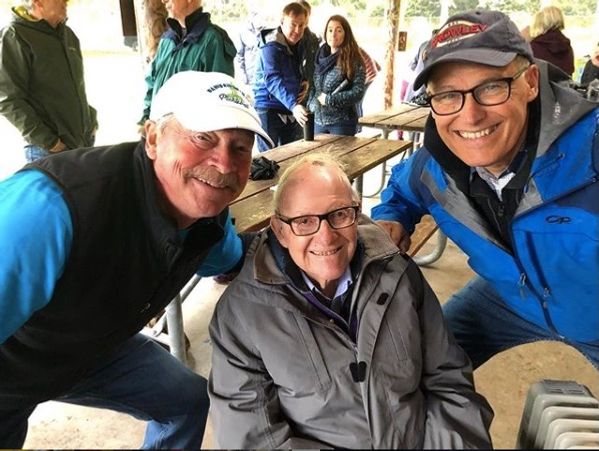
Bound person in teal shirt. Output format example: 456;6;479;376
0;71;272;449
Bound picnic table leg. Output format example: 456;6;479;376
361;161;387;199
413;231;448;266
361;127;395;198
165;295;188;365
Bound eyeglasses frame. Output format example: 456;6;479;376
426;65;530;116
276;205;360;236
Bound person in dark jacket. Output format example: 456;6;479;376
0;71;273;449
307;15;366;136
581;44;599;87
139;0;236;123
371;10;599;371
0;0;97;162
208;154;493;449
529;6;574;76
253;2;310;152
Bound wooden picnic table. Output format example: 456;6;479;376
230;134;412;232
359;103;431;139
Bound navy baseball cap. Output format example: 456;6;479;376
414;9;534;89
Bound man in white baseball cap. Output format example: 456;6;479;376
0;71;271;448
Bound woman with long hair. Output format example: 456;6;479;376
308;15;366;136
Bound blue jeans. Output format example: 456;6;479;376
443;277;599;370
24;145;51;162
315;120;357;137
0;334;209;449
256;109;303;152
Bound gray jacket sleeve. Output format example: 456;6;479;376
208;291;328;449
409;263;494;449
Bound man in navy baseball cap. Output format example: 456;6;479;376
414;10;534;89
371;9;599;372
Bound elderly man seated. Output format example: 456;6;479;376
208;154;494;449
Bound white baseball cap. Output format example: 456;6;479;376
150;71;274;148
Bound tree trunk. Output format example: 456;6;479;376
383;0;401;109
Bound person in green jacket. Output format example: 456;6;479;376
139;0;236;124
0;0;97;162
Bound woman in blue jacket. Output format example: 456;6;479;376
308;15;366;136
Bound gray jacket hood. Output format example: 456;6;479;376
259;26;294;55
533;59;597;157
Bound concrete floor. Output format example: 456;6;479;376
21;174;599;448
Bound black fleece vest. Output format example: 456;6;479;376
0;142;227;406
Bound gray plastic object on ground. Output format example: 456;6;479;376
516;379;599;449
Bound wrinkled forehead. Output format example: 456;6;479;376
279;168;354;210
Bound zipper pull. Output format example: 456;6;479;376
518;273;527;299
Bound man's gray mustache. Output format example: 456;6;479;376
187;167;241;191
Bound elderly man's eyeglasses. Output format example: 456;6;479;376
427;66;529;116
277;205;360;236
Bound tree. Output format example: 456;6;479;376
449;0;480;15
405;0;440;19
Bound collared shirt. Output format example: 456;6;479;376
300;267;353;302
267;231;362;339
468;148;533;250
473;167;516;201
471;149;527;201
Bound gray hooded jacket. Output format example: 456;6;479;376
209;217;493;449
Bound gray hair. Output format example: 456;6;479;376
154;113;178;134
273;153;359;212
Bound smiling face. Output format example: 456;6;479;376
326;19;345;51
281;11;307;45
427;59;539;175
144;117;253;228
271;162;358;296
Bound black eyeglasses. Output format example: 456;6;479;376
276;205;360;236
427;66;529;116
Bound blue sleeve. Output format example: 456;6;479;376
370;154;429;234
0;170;72;343
196;214;243;277
261;45;299;111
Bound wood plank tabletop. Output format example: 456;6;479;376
358;103;420;125
359;105;431;133
377;107;430;131
230;135;381;204
230;135;412;232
